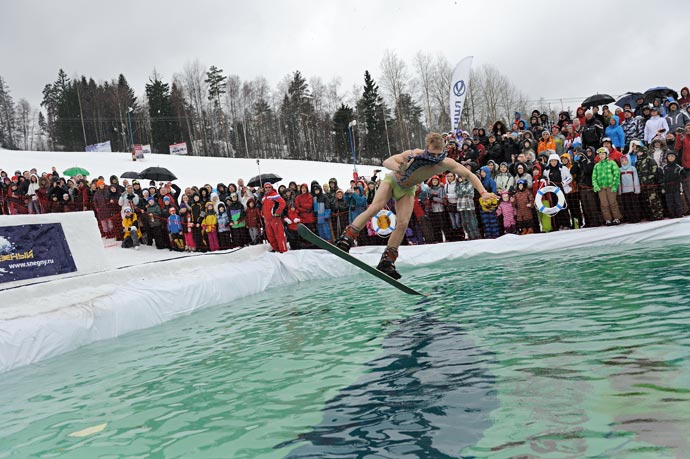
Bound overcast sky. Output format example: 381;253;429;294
3;0;689;113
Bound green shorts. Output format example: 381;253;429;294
383;173;417;200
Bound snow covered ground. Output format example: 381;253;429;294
0;149;381;190
1;149;690;374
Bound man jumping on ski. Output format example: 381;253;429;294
335;132;497;279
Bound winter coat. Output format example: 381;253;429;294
592;158;620;192
660;161;684;194
542;155;573;194
167;214;182;234
618;163;641;194
455;179;476;211
227;198;247;228
636;153;660;185
537;136;557;154
495;171;515;193
666;107;690;133
496;199;516;227
427;183;445;213
644;115;670;143
201;211;218;233
262;189;286;220
284;207;301;231
621;116;642;145
675;133;690;169
345;188;367;223
216;210;231;233
122;213;141;239
294;187;315;224
581;118;604;149
479;166;497;193
513;189;533;221
604;116;626;149
245;203;262;229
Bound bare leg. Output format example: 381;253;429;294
387;193;414;249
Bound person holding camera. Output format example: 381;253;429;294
644;106;670;144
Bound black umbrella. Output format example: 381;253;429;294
643;86;679;105
137;166;177;181
582;93;615;107
247;173;282;188
120;171;140;179
615;92;643;109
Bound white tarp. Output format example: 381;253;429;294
1;218;690;373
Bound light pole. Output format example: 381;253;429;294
127;107;135;150
347;120;357;178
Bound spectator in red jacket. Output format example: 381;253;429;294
261;182;288;253
294;183;316;232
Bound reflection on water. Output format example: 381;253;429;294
282;310;498;458
1;240;690;458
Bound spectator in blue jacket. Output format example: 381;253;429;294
605;115;626;150
345;185;367;224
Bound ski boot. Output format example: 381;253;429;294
377;247;401;280
334;225;360;253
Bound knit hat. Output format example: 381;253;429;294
123;207;132;213
585;109;593;116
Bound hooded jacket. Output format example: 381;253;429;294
665;102;690;132
542;153;573;193
479;166;497;193
604;116;626;149
294;183;315;224
644;113;670;143
618;160;640;194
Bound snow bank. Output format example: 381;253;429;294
1;217;690;374
0;212;105;290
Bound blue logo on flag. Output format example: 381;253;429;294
453;80;466;97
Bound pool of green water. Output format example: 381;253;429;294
2;239;690;458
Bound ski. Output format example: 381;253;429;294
297;223;423;296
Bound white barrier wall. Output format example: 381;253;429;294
0;212;105;290
0;218;689;374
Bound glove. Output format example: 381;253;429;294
294;218;301;223
285;218;292;224
130;226;137;232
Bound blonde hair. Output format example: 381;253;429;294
425;132;445;151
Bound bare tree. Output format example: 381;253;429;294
431;53;452;131
413;51;434;132
379;49;411;149
181;60;209;155
15;99;32;150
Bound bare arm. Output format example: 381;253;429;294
446;159;496;199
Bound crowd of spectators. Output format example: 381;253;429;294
2;87;690;252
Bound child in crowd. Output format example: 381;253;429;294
180;205;196;252
479;194;499;238
618;155;641;223
496;191;517;234
167;207;184;251
121;207;141;250
202;201;219;251
456;175;480;240
245;198;262;245
216;203;232;249
284;203;302;250
513;179;535;234
661;151;684;218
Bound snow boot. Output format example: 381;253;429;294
334;225;360;253
376;247;401;280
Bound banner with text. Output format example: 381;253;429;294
0;223;77;284
85;141;112;152
449;56;473;132
170;142;188;155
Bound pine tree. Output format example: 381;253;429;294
146;74;180;154
357;70;391;163
332;104;354;162
280;71;315;159
0;76;17;149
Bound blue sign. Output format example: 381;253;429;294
0;223;77;284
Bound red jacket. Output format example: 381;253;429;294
284;207;301;231
262;189;286;220
675;133;690;169
294;188;315;224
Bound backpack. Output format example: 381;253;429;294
581;123;600;146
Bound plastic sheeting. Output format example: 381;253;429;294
1;218;690;374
